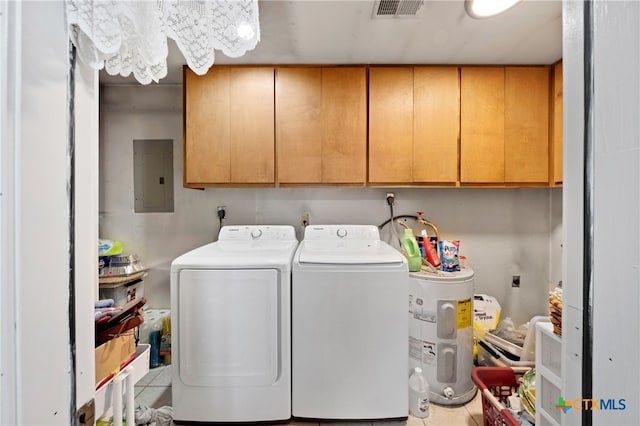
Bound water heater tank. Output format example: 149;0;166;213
408;268;477;406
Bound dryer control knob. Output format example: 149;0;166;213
250;229;263;239
336;228;348;238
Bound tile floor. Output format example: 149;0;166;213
134;365;484;425
134;364;172;409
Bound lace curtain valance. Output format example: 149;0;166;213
66;0;260;84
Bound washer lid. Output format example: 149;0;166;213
297;239;404;265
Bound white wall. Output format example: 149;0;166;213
1;2;98;423
591;1;640;423
74;51;100;415
549;188;563;289
563;2;640;424
561;2;585;423
0;1;17;423
100;84;562;327
2;2;73;424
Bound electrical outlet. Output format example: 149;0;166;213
217;205;226;219
386;192;395;206
512;275;521;288
301;212;310;227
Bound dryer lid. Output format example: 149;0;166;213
171;229;299;269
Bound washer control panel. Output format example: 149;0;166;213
219;225;297;241
303;225;380;241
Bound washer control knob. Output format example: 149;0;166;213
250;229;263;239
336;228;348;238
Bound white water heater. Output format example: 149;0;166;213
408;268;476;406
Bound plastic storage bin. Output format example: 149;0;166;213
476;339;535;368
478;316;549;368
535;322;562;425
471;367;530;426
99;278;144;308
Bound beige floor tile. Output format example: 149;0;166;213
134;385;145;397
288;420;319;425
464;391;484;426
468;413;483;426
424;403;476;426
135;386;171;409
148;364;173;386
406;415;426;425
372;415;424;426
136;364;164;386
407;416;424;426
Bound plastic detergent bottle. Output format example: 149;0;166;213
408;367;430;418
400;228;422;272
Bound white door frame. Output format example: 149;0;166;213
0;1;98;424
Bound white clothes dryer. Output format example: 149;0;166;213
292;225;409;420
170;225;298;423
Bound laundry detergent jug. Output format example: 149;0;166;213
400;228;422;272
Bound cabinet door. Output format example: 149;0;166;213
275;68;322;183
275;67;366;184
505;66;550;183
369;67;413;183
413;67;460;183
184;67;231;185
229;67;275;183
184;67;275;186
551;61;563;184
321;67;367;184
460;67;505;183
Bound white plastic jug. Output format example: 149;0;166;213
408;367;430;418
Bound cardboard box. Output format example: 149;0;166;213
95;331;136;387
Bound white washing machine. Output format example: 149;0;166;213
170;225;298;423
292;225;408;420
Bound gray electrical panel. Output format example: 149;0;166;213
133;139;174;213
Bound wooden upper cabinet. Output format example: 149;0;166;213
413;67;460;183
276;67;366;184
276;68;322;183
229;68;275;183
551;61;563;184
461;66;550;184
369;66;459;185
369;67;414;183
460;67;505;183
184;67;231;185
321;68;367;183
184;64;555;188
505;66;550;183
183;66;275;186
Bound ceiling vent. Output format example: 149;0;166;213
373;0;424;17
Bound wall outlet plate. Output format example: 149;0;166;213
512;275;521;288
386;192;395;206
217;206;226;219
301;212;310;227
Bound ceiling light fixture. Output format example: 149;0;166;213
465;0;523;19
